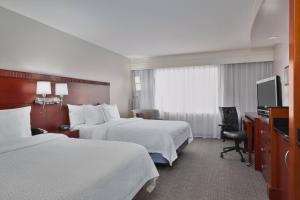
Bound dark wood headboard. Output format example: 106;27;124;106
0;69;110;130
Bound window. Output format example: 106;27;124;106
154;66;219;114
135;76;142;91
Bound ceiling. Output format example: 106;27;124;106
0;0;286;58
251;0;289;47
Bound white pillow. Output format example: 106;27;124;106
0;106;31;141
68;104;85;128
102;104;121;122
83;105;105;125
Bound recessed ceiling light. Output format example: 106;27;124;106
268;36;280;40
127;55;148;59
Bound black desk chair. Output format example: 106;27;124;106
219;107;247;162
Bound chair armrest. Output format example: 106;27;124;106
218;124;228;127
218;124;233;131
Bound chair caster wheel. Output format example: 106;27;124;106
220;153;224;158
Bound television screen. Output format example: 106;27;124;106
257;76;281;108
257;79;277;107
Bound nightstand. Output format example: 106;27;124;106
49;129;80;138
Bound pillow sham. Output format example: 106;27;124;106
102;104;120;122
0;106;31;141
68;104;85;128
83;105;105;125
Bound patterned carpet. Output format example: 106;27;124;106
142;139;268;200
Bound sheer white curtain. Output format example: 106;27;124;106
154;66;220;138
132;62;273;138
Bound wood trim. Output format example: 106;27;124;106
289;0;300;199
0;69;110;131
0;69;110;85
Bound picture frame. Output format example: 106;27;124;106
284;66;289;86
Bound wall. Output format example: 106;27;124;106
130;47;274;70
273;43;289;106
0;7;131;116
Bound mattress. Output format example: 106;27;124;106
76;118;193;165
0;134;159;200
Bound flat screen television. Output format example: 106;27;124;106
256;76;282;112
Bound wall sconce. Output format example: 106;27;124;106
35;81;61;107
55;83;68;105
35;81;52;108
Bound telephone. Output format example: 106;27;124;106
31;128;48;135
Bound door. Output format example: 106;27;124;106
289;0;300;199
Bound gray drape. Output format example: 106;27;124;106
219;62;273;115
131;69;155;109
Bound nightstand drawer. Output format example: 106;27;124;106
50;130;79;138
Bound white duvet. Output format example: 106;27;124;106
0;134;158;200
77;118;193;165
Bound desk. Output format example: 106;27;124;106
243;118;254;165
244;112;261;170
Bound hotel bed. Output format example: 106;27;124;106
0;133;159;200
75;118;193;165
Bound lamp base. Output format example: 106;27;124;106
35;97;61;105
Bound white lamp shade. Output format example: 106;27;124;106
36;81;51;95
55;83;69;96
135;76;141;84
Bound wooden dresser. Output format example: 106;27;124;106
245;108;289;200
260;116;271;183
